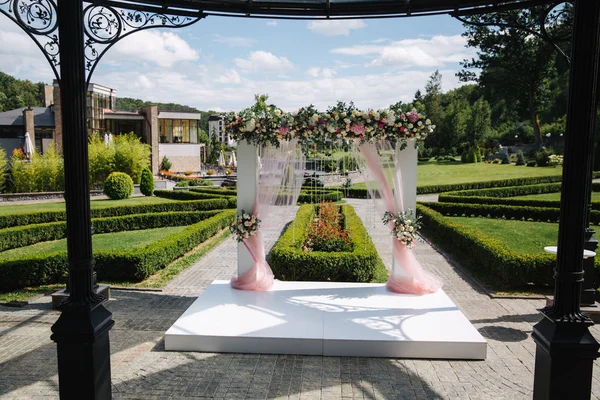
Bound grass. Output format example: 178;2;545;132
352;161;563;189
513;192;600;201
0;226;187;260
449;217;600;254
0;196;177;215
0;228;231;303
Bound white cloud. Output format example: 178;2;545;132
111;31;198;67
0;27;56;82
234;51;293;72
307;20;367;36
306;67;337;78
216;69;242;84
332;35;474;68
266;20;278;27
213;34;256;47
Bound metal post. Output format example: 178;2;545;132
532;0;600;398
50;0;114;398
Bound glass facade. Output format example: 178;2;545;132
159;119;199;144
86;91;115;135
34;127;55;153
105;119;144;138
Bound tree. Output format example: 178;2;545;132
457;6;566;147
424;70;443;127
467;97;493;145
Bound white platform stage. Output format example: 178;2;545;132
165;280;487;360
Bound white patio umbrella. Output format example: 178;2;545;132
23;131;34;159
103;133;110;146
218;150;226;167
108;133;114;144
229;151;237;168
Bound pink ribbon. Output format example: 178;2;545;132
359;142;442;295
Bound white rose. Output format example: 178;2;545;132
245;119;256;132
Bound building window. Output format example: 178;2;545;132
0;126;22;139
34;127;54;154
159;119;199;144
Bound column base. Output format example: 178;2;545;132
51;285;110;310
544;296;600;322
532;317;599;400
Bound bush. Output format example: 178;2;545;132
206;169;215;176
0;146;7;192
417;204;561;289
175;180;190;187
88;134;115;188
140;168;154;196
516;150;526;166
535;148;553;167
113;133;151;183
104;172;134;200
160;155;172;171
189;179;213;186
337;154;358;172
0;210;235;291
0;198;232;229
270;204;383;282
184;170;193;176
10;143;65;193
527;160;536;167
416;174;569;195
302;177;324;187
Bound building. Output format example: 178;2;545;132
208;114;235;146
0;82;206;173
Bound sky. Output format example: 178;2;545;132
0;12;477;112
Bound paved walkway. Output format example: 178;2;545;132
0;200;599;399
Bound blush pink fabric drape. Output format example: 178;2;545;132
230;201;275;291
358;142;442;295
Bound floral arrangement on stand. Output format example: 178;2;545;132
224;99;436;149
381;210;422;249
230;211;261;242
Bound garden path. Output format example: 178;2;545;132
0;200;598;399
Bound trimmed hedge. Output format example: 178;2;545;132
154;189;233;201
0;198;231;229
0;210;235;291
0;210;222;252
104;172;134;200
417;204;558;288
417;175;565;195
269;204;383;282
439;182;600;211
297;190;343;203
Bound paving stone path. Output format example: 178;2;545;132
0;200;599;399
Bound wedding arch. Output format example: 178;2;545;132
1;0;597;397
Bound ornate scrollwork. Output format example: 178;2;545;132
0;0;60;80
83;3;204;84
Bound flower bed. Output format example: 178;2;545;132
269;204;383;282
302;201;352;252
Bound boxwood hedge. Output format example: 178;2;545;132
0;210;235;291
0;198;231;229
416;204;559;289
0;210;223;252
269;204;383;282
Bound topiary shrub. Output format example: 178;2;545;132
535;149;552;167
140;168;154;196
104;172;134;200
516;150;526;166
160;155;172;171
526;160;536;167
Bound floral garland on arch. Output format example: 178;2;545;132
224;103;435;149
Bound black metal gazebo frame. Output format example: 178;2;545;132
1;0;598;398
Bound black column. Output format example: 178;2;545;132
50;0;114;399
532;1;600;399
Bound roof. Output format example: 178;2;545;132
104;110;145;120
108;0;556;19
158;111;202;120
0;107;55;127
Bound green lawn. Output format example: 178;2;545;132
352;162;563;189
0;196;177;215
0;226;186;260
449;217;600;254
513;192;600;201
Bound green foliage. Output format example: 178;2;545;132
116;97;199;113
155;189;236;204
0;146;7;192
0;211;234;291
88;134;115;188
337;154;358;172
104;172;134;200
10;144;64;193
0;72;44;112
516;150;526;166
113;133;151;183
416;174;569;194
270;205;383;282
302;177;324;187
160;155;172;171
535;148;553;167
417;204;557;289
465;146;481;163
297;190;343;204
0;197;231;229
140;168;154;196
